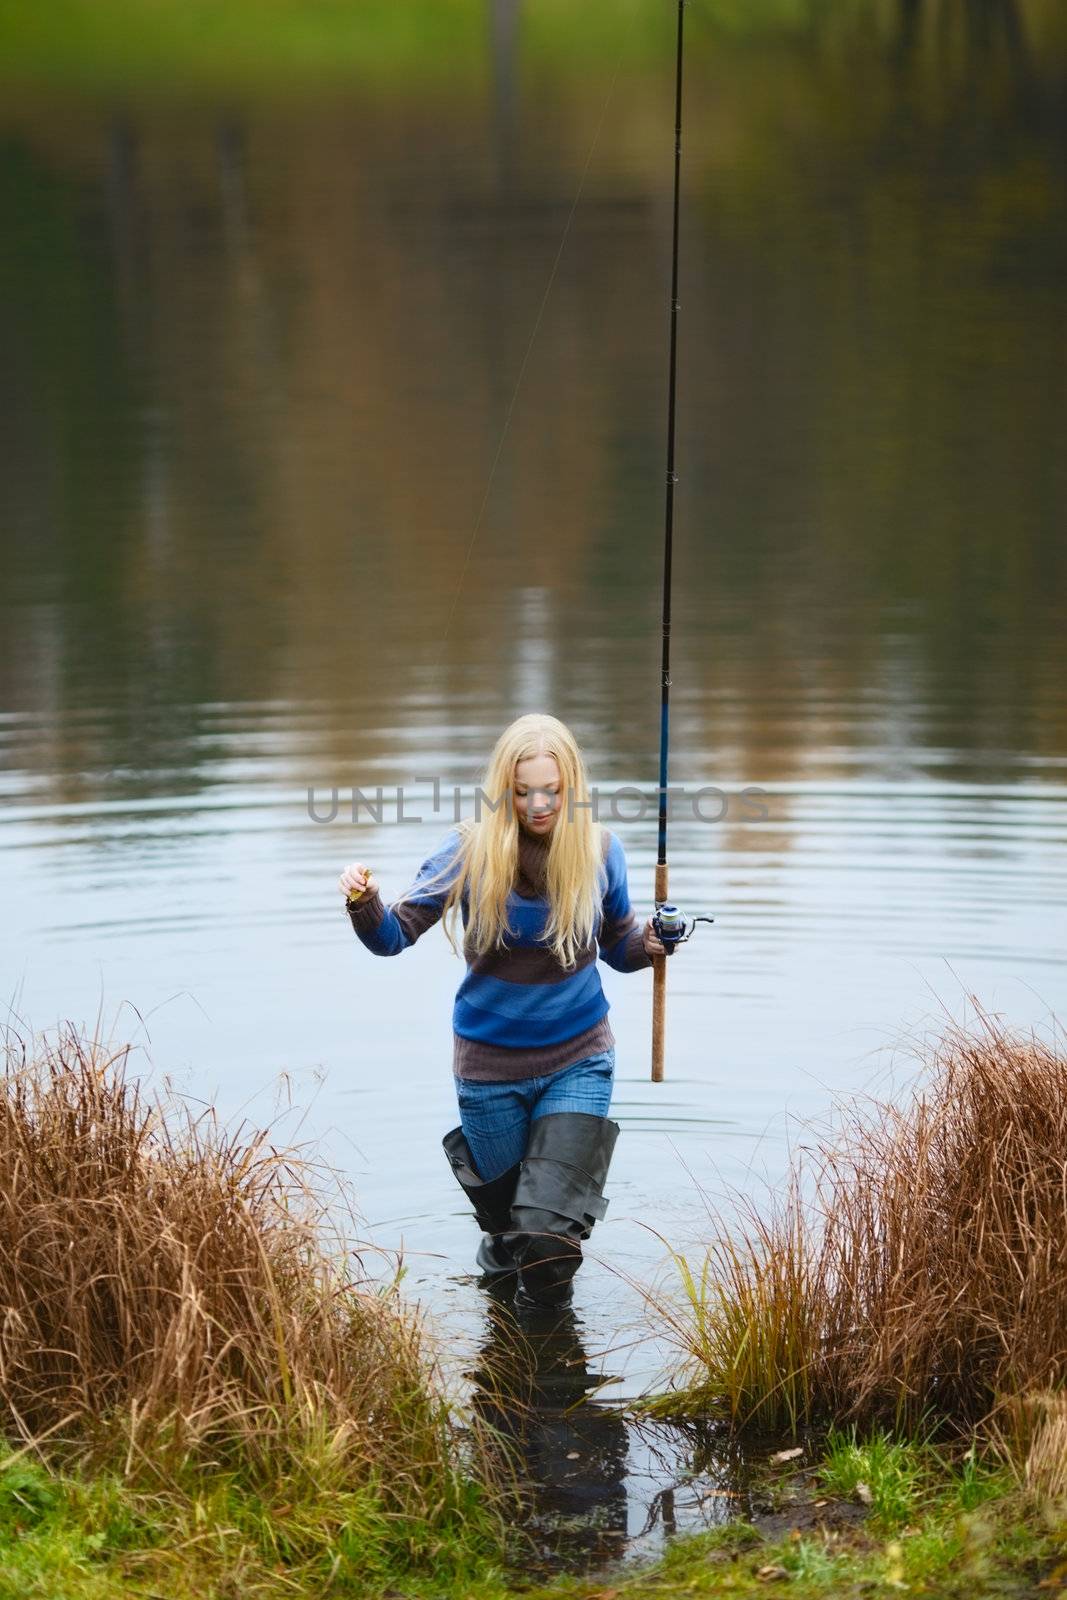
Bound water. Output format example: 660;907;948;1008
2;0;1066;1568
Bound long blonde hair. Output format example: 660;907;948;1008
395;712;605;969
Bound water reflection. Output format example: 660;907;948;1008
2;3;1065;791
891;0;1033;78
470;1291;629;1567
465;1284;745;1569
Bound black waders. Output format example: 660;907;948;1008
441;1126;522;1284
443;1113;620;1309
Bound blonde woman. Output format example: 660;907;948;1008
339;712;669;1309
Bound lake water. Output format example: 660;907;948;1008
2;0;1065;1566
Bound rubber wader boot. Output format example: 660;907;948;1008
502;1112;620;1310
442;1126;522;1283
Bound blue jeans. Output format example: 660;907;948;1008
455;1049;615;1183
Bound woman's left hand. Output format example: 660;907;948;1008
642;916;667;957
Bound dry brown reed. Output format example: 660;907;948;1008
653;1011;1067;1439
0;1020;487;1518
989;1390;1067;1512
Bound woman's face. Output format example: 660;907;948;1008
513;753;562;834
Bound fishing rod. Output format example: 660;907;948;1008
651;0;713;1083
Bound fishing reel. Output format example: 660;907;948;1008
652;902;714;955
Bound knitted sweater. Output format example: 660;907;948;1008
346;824;653;1081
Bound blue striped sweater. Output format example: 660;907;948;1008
346;824;653;1081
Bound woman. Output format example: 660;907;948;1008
339;712;668;1309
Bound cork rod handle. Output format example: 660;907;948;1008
651;860;669;1082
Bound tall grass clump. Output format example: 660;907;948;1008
651;1012;1067;1439
651;1176;826;1436
0;1021;506;1586
989;1390;1067;1516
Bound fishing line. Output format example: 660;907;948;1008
431;16;634;671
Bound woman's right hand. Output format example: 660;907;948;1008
339;862;378;901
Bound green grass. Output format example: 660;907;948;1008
814;1424;1011;1530
0;0;492;97
816;1424;938;1528
0;1445;507;1599
629;1436;1065;1600
0;0;760;100
3;1430;1064;1599
9;0;1061;98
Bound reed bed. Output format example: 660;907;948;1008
651;1012;1067;1440
0;1020;505;1581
